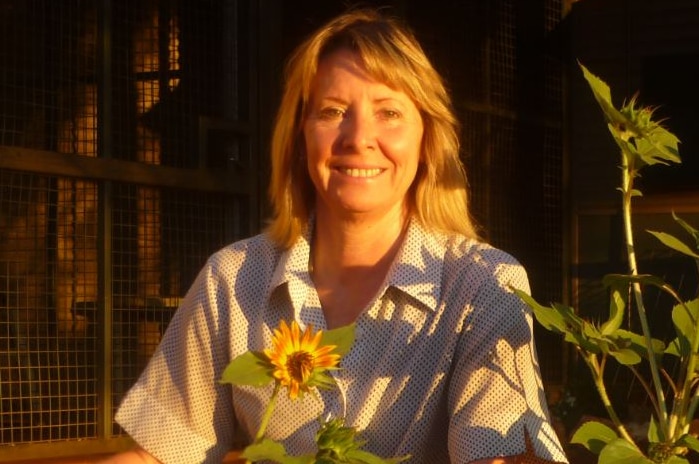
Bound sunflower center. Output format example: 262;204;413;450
286;351;314;383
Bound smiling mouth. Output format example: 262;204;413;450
336;167;383;178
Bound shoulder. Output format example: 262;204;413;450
439;236;534;346
400;222;530;296
445;234;526;278
440;233;530;299
203;232;283;283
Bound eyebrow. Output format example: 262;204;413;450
317;96;347;105
316;95;406;106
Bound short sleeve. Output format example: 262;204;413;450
115;260;236;464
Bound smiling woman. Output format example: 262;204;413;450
101;8;568;464
303;48;424;225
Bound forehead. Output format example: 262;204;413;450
315;49;373;84
311;48;409;99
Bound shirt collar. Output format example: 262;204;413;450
385;219;446;312
267;219;447;314
267;224;314;315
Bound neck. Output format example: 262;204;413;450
308;204;410;328
311;206;408;272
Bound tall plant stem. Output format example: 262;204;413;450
670;299;699;437
621;160;669;438
585;353;638;447
686;384;699;425
255;382;281;443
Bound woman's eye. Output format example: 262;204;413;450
318;107;344;119
379;109;401;120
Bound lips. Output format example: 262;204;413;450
335;167;383;178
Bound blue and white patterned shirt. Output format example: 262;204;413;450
115;220;568;464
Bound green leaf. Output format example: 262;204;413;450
516;290;580;334
670;298;699;357
601;287;627;335
603;273;683;308
571;420;619;454
611;329;665;362
603;273;667;290
220;351;274;387
580;62;681;177
648;230;699;259
598;439;653;464
241;438;315;464
515;290;568;333
579;63;630;130
615;96;681;168
633;123;681;167
647;416;660;443
665;457;690;464
321;323;356;357
307;370;339;391
677;433;699;453
672;212;699;249
665;336;683;357
515;289;601;352
580;316;602;338
574;320;604;353
608;347;642;365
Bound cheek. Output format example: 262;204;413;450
385;128;423;165
302;126;331;161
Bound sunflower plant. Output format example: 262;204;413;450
220;320;408;464
516;62;699;463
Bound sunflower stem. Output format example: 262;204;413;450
620;158;669;438
255;382;281;443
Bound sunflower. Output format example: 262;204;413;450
264;320;341;399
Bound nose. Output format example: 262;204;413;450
340;110;376;152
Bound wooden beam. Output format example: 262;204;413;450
0;146;247;194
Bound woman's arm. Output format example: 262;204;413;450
446;248;568;463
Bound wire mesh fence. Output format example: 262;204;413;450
0;0;566;456
0;0;254;452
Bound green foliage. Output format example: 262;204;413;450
314;417;410;464
519;63;699;463
571;421;619;455
242;438;314;464
648;229;699;260
239;418;409;464
321;324;357;357
515;286;665;366
220;351;274;387
220;323;406;463
598;439;655;464
580;63;680;173
667;299;699;358
220;324;356;389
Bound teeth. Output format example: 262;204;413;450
339;168;382;177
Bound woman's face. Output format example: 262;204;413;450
302;48;424;222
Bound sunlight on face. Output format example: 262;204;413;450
303;48;424;223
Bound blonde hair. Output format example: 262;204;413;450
266;8;479;248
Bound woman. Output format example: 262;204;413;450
104;9;568;464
